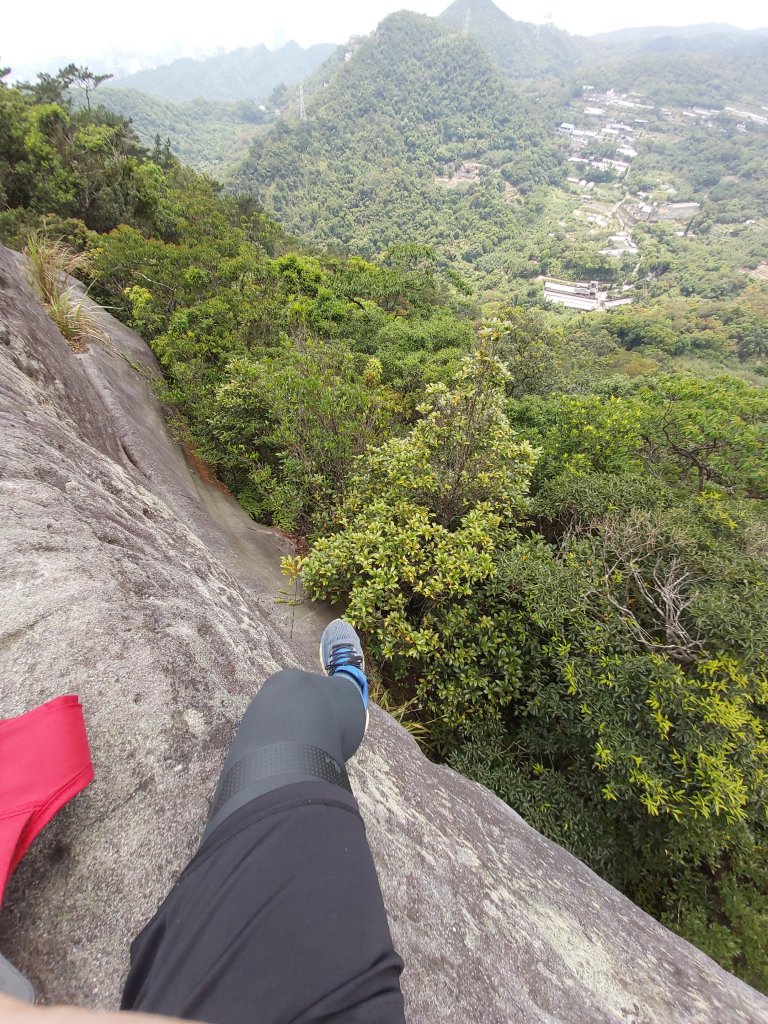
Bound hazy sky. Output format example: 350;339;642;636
4;0;766;75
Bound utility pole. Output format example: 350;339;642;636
299;83;307;124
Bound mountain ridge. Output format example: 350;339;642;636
590;22;768;43
439;0;583;78
109;40;337;102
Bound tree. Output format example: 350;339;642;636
633;375;768;496
480;306;562;398
63;64;113;112
448;496;768;990
206;339;399;533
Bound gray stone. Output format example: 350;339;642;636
0;244;765;1023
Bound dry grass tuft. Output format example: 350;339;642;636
45;289;109;353
24;232;109;351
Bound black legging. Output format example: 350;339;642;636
121;669;406;1024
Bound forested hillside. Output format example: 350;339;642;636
110;40;337;102
236;6;767;376
72;87;271;176
2;17;767;996
237;12;563;276
65;39;339;176
578;40;768;107
436;2;768;96
438;0;581;79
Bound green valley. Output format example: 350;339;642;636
73;87;272;177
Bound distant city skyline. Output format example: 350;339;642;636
4;0;767;81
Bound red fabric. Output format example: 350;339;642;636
0;695;93;905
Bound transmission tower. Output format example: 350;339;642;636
463;10;471;34
299;83;307;124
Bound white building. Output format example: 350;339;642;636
544;279;634;312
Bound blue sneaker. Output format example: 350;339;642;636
319;618;369;733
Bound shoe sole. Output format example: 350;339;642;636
319;639;369;737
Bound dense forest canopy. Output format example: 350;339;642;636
71;87;271;177
232;4;768;376
1;1;767;993
237;12;563;275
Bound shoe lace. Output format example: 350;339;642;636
328;642;364;676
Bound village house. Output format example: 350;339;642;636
656;201;701;221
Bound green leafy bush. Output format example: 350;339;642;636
295;348;539;725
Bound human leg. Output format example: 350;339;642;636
201;666;367;844
122;626;405;1024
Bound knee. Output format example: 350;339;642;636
259;668;324;696
250;669;332;716
233;668;331;743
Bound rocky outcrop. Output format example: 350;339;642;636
0;245;765;1023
